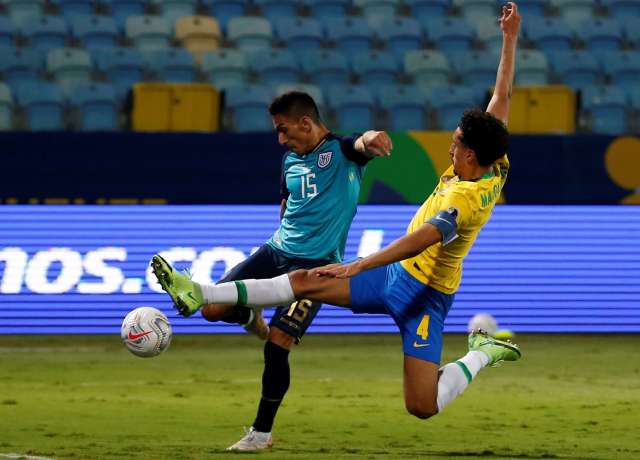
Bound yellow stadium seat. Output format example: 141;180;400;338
507;85;576;134
175;16;221;64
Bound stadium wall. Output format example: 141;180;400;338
1;205;639;334
1;132;638;205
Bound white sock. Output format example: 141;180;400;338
199;274;295;307
436;350;489;412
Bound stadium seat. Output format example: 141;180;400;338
454;0;498;21
0;83;13;130
601;0;640;20
248;48;300;86
95;47;145;99
20;15;68;53
301;49;350;93
16;81;65;130
378;85;428;130
275;17;323;55
70;82;119;131
550;0;594;28
175;16;221;63
253;0;298;22
326;17;373;59
275;82;325;109
352;50;399;92
0;17;15;47
376;17;423;64
597;51;640;91
225;85;272;132
581;85;628;134
151;0;198;26
201;48;248;89
621;16;640;48
548;50;600;89
49;0;94;20
145;48;195;82
430;85;476;130
404;49;451;91
326;84;374;132
47;47;92;93
628;86;640;131
353;0;399;21
126;16;171;50
425;17;475;53
452;49;500;88
524;16;573;53
3;0;44;25
474;15;502;52
0;47;43;89
72;15;118;51
100;0;146;32
227;16;273;51
516;49;549;85
302;0;349;20
403;0;449;23
515;0;547;17
576;18;623;52
201;0;248;31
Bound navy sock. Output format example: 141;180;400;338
253;341;290;432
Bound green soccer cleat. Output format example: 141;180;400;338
150;254;204;317
468;329;521;367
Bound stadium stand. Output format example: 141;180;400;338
601;0;640;20
16;81;65;130
151;0;198;25
301;49;350;93
524;16;573;53
548;50;600;89
0;82;12;130
275;17;324;55
100;0;146;32
430;85;476;130
551;0;595;28
225;84;272;132
404;0;448;22
598;50;640;90
452;49;500;88
227;16;273;50
72;15;119;51
378;84;428;130
0;16;15;46
352;50;399;92
69;82;119;131
175;16;221;63
47;47;92;94
249;47;300;86
326;84;374;132
145;48;196;82
200;0;248;31
515;49;550;85
302;0;350;19
0;47;43;90
425;16;475;53
326;16;373;58
404;49;451;90
201;48;248;89
126;15;172;50
3;0;44;25
455;0;497;22
473;15;503;52
581;85;628;135
49;0;94;20
94;47;145;100
576;17;623;53
253;0;299;23
353;0;399;21
376;17;423;63
20;15;68;53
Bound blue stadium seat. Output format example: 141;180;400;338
327;84;374;132
352;50;399;92
429;85;476;130
101;0;146;32
548;50;600;89
601;0;640;20
228;16;273;51
474;15;502;52
95;47;145;99
70;82;119;131
454;0;498;21
20;15;68;53
597;50;640;91
146;48;195;82
550;0;594;28
47;47;92;93
71;15;118;51
275;83;325;109
0;17;16;47
516;49;549;85
515;0;547;17
0;47;43;89
404;49;451;90
253;0;298;23
49;0;94;20
425;17;475;53
126;16;171;50
225;85;272;132
3;0;44;25
202;48;248;89
376;17;423;64
581;85;628;134
201;0;248;31
452;49;499;88
621;16;640;48
0;83;13;130
404;0;449;23
301;49;350;93
151;0;198;26
326;17;373;59
378;85;428;130
353;0;399;21
302;0;349;20
275;17;323;55
248;48;300;86
16;81;65;130
576;18;623;52
524;16;573;53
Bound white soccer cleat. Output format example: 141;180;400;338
226;427;273;451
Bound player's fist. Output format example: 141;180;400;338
359;130;393;157
499;2;521;39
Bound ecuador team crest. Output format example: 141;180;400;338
318;151;332;168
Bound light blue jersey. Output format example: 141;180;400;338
267;134;368;262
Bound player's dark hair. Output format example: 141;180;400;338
269;91;321;123
458;109;509;167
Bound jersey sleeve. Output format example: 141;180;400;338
279;152;289;201
436;190;473;230
338;134;370;166
496;153;510;188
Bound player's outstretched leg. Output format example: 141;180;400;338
468;329;521;366
151;255;204;317
227;427;273;451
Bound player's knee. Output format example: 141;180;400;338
201;304;230;322
268;326;295;350
405;401;438;420
288;269;313;296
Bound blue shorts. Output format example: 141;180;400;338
349;263;454;364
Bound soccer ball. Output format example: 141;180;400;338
467;313;498;336
121;307;172;358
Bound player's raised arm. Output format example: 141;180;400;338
354;131;393;158
486;2;521;124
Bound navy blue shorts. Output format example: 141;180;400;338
220;244;333;340
349;262;454;364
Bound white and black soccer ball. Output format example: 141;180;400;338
121;307;172;358
467;313;498;337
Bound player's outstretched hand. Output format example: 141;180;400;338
314;261;363;279
499;2;521;39
361;130;393;157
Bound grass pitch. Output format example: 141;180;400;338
0;334;638;460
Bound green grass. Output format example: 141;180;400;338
0;334;638;460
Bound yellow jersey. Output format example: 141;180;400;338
400;155;510;294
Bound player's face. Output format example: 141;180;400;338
272;114;312;154
450;128;472;175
